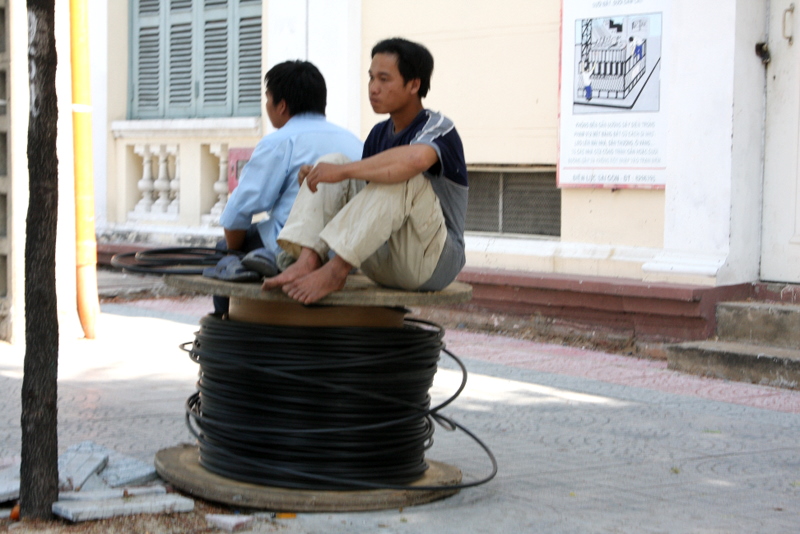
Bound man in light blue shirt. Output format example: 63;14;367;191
214;60;363;314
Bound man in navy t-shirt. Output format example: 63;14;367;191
263;38;468;304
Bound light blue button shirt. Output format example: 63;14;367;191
220;113;363;258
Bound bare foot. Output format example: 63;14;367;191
261;248;322;290
283;255;352;304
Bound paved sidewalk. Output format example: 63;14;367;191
1;292;800;533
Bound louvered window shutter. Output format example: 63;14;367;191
130;0;262;119
197;0;231;116
233;0;262;116
131;0;164;118
165;0;195;117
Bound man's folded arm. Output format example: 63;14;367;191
304;144;438;192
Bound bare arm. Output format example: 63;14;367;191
302;144;438;193
224;228;247;251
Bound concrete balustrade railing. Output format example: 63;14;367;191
106;119;261;243
130;143;179;222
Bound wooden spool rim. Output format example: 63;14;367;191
155;445;462;512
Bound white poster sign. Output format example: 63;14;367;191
559;0;666;188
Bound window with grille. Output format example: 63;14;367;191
465;169;561;237
130;0;262;119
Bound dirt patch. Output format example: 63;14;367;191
1;498;286;533
410;304;667;359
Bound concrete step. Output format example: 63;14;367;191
456;268;753;342
666;340;800;390
716;301;800;349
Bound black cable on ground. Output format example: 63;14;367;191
182;314;497;491
110;247;236;275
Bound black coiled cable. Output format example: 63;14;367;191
110;247;234;275
182;314;497;491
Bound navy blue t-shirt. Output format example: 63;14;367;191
363;109;468;186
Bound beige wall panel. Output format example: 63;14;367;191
361;0;560;164
465;250;556;272
465;243;655;279
561;189;665;248
553;256;656;279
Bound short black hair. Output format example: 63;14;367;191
264;60;327;116
371;38;434;98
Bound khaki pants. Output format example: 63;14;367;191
277;153;447;290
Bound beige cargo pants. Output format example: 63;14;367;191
276;153;447;290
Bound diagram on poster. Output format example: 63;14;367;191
559;1;667;189
573;14;662;112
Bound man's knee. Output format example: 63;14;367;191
361;173;429;201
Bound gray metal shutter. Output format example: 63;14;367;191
465;170;561;237
465;171;501;233
503;172;561;236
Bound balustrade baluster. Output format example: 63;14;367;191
133;144;154;213
206;143;229;225
152;145;171;213
168;144;180;215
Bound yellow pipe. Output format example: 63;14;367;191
70;0;99;339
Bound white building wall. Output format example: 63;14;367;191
307;0;361;135
643;0;767;285
642;2;737;283
266;0;361;135
720;0;768;284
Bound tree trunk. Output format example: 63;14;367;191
20;0;59;520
